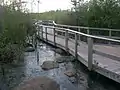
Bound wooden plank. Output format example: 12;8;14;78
46;32;53;36
94;50;120;62
57;34;65;39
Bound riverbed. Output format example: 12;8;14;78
0;42;119;90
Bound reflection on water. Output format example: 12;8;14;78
0;42;119;90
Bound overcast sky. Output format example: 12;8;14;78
25;0;72;13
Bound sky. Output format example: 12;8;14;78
25;0;72;13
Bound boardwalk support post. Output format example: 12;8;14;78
45;27;47;41
38;25;40;38
78;28;81;41
41;26;43;39
53;28;56;46
75;33;78;58
109;30;112;44
65;29;69;51
88;37;93;71
87;28;90;35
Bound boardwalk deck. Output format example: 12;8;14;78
39;26;120;83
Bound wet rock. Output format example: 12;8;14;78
14;76;60;90
25;43;33;47
64;62;75;71
25;47;35;52
56;56;75;63
20;73;26;78
79;77;85;81
64;70;76;77
41;61;59;70
55;48;65;54
56;58;65;63
68;77;76;83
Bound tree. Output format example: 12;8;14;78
0;0;35;63
87;0;120;29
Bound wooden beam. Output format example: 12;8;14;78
94;50;120;62
65;30;69;51
53;28;56;46
75;33;78;58
88;37;93;71
45;27;47;41
41;26;43;39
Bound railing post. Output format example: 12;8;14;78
75;33;78;58
53;28;56;46
35;31;37;48
41;26;43;39
45;27;47;41
87;28;90;35
88;37;93;71
109;30;112;44
109;30;112;37
87;28;90;43
65;29;69;51
38;26;40;38
78;28;81;41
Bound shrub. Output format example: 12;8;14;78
0;4;35;63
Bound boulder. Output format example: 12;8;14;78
68;77;76;83
41;61;59;70
55;48;66;55
15;76;60;90
25;47;35;52
56;56;75;63
64;70;76;77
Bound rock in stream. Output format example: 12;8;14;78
41;61;59;70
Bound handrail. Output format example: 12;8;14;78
42;25;120;43
56;24;120;32
40;20;120;42
52;21;120;32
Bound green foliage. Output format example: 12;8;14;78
31;10;73;25
87;0;120;29
0;4;34;63
32;0;120;30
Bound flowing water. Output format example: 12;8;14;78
0;42;119;90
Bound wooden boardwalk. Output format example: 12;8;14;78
39;25;120;83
